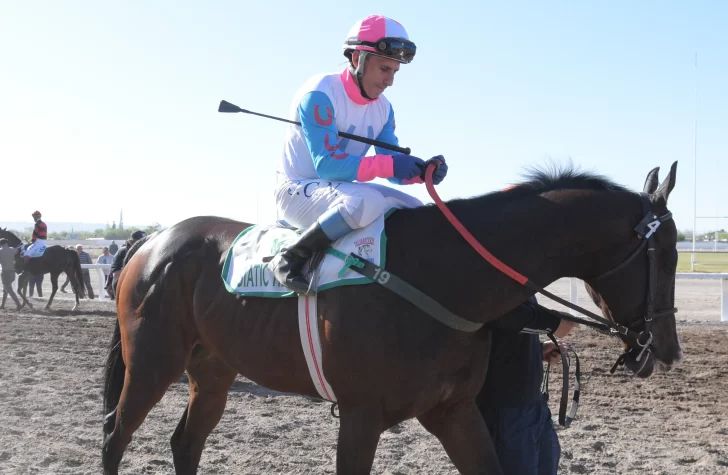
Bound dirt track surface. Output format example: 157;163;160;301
0;279;727;474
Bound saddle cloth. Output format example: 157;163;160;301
21;241;47;259
221;210;394;297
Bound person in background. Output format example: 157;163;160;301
109;241;119;256
75;244;95;299
0;238;22;309
110;230;147;295
96;247;114;299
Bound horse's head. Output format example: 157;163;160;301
584;162;681;378
0;228;22;248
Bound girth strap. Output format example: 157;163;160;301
329;250;483;333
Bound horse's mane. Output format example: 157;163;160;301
517;163;628;193
428;163;629;212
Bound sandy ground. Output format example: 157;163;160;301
0;278;726;474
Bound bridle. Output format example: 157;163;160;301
584;192;677;372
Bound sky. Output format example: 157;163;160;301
1;1;726;232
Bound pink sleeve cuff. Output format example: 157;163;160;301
402;176;424;185
356;154;394;182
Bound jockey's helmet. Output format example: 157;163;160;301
342;16;416;100
343;15;416;65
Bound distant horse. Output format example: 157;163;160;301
0;229;85;310
102;163;681;475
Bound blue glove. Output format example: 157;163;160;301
392;154;427;180
430;155;448;185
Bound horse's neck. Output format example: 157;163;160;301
535;191;642;283
402;190;640;324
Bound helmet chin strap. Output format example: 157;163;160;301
349;51;375;100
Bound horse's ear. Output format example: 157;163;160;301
643;167;660;194
654;161;678;203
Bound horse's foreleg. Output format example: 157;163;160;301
45;273;59;310
171;347;237;475
335;404;384;475
417;401;503;475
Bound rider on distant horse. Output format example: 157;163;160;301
269;15;448;294
23;210;48;264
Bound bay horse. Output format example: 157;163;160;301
102;163;681;475
0;229;86;310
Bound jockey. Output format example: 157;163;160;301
270;15;448;294
23;210;48;264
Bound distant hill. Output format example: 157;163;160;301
1;221;122;232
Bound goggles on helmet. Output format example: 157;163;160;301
347;37;416;64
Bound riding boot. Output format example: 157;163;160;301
269;222;333;295
269;208;354;295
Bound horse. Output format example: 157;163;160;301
0;228;86;310
102;163;681;475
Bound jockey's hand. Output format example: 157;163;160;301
430;155;448;185
392;154;427;181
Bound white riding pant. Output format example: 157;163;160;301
23;239;47;258
275;179;423;230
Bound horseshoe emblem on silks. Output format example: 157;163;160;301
324;134;349;160
314;105;333;126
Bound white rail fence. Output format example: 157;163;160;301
83;264;112;300
568;274;728;322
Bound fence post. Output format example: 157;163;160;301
722;278;727;322
569;278;579;315
97;268;107;301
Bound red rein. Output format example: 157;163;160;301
424;163;528;286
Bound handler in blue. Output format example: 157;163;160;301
478;297;577;474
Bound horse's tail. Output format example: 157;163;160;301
103;319;125;436
69;250;86;299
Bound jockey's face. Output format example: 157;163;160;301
353;52;400;99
